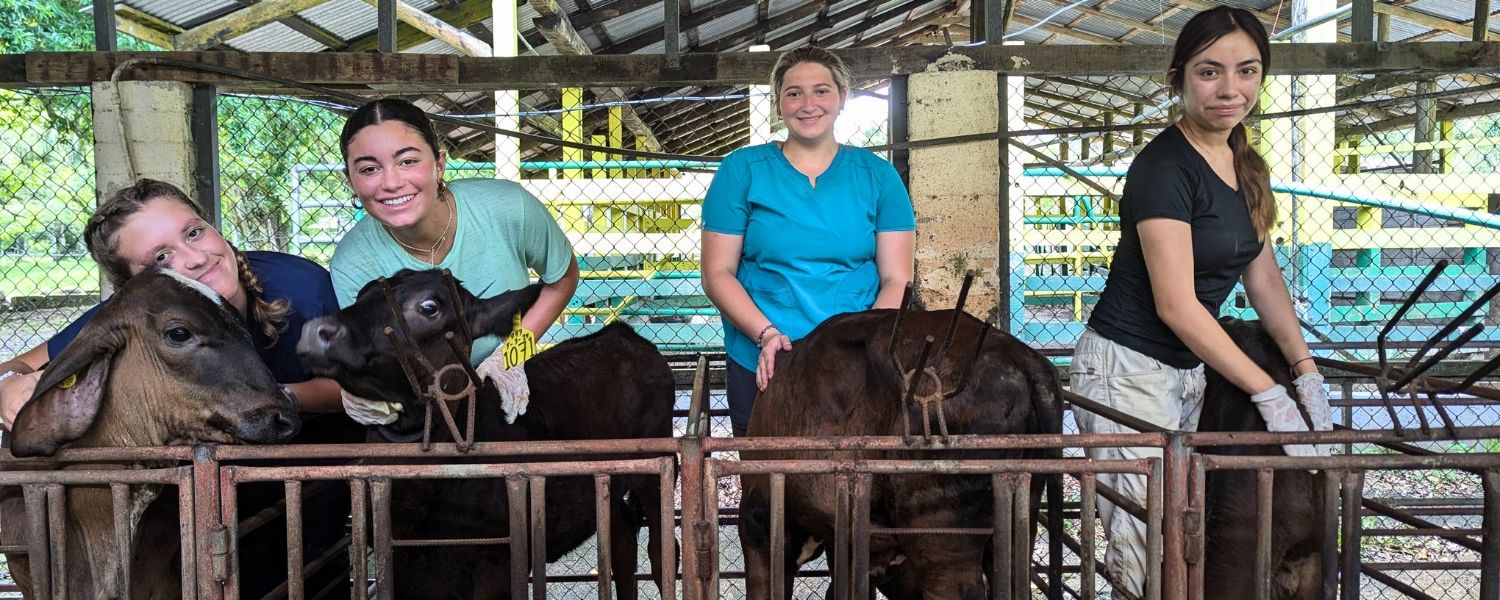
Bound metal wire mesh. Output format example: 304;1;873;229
0;87;99;360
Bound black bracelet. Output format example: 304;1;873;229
756;324;777;346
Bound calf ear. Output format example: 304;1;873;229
10;346;115;458
468;283;545;337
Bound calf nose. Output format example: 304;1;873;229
298;317;344;353
272;410;301;440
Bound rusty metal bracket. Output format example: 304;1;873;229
376;271;486;452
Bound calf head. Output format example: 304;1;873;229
10;269;301;457
296;269;542;422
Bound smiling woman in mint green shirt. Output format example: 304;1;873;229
701;47;915;437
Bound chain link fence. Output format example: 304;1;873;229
2;66;1498;598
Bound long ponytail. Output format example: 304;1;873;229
1229;123;1275;239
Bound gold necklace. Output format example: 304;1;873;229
386;196;454;265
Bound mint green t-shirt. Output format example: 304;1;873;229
330;178;575;365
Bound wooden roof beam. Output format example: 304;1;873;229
174;0;334;50
364;0;494;56
529;0;667;153
346;0;491;52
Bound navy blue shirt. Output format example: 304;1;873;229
47;251;339;383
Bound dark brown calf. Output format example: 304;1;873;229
3;268;301;599
296;269;676;599
739;308;1064;599
1200;319;1324;600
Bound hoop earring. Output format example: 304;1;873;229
350;197;362;210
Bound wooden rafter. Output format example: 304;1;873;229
528;0;667;153
364;0;493;56
346;0;491;52
605;0;761;55
174;0;334;51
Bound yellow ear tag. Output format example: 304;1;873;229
500;312;538;369
57;373;78;390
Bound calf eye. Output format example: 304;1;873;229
166;327;193;345
416;299;441;318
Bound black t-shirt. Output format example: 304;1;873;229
1088;125;1264;368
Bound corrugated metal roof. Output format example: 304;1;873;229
300;0;379;42
124;0;238;29
227;21;326;53
694;5;760;46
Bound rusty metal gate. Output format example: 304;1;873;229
2;360;1499;599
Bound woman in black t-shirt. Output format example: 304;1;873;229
1069;7;1333;596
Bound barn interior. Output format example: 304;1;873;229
2;0;1500;598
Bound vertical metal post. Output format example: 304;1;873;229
377;0;397;53
594;475;612;599
23;485;52;600
971;0;1007;43
1350;0;1375;42
658;459;678;600
1011;473;1033;600
679;436;705;599
530;476;549;599
704;460;722;599
1146;459;1165;600
1161;434;1189;600
178;472;199;600
284;481;305;600
1322;472;1342;600
48;484;68;600
1187;459;1206;600
1414;80;1437;174
770;473;786;600
1254;470;1274;600
852;473;872;600
996;71;1013;333
1475;0;1492;42
112;484;132;598
507;477;530;600
219;472;240;600
93;0;117;51
371;479;393;600
194;446;223;600
832;473;851;600
1481;469;1500;600
350;479;369;600
992;474;1015;599
190;85;221;230
664;0;681;69
1339;471;1364;600
1080;474;1098;600
889;76;910;188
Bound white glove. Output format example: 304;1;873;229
1249;384;1324;458
1292;372;1333;431
1292;372;1336;456
476;350;530;424
340;389;403;426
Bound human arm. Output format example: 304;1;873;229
703;231;792;390
1241;244;1315;377
521;260;579;339
0;344;48;427
283;377;344;413
872;231;914;309
1243;244;1332;433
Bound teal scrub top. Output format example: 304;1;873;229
703;143;915;371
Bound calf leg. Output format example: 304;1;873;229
625;476;669;595
608;494;641;600
739;483;816;600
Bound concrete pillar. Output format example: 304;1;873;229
493;0;520;180
91;80;198;296
908;63;1022;322
92;81;197;204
